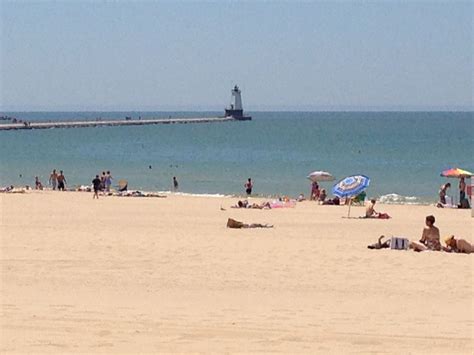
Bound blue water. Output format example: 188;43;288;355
1;111;472;202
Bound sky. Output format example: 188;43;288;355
0;1;472;111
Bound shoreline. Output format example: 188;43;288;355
0;185;462;206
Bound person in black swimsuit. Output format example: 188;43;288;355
92;175;101;199
57;170;67;191
245;178;253;195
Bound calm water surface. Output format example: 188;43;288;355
1;111;472;203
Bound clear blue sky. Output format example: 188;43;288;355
1;1;472;111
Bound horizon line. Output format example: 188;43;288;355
2;108;473;113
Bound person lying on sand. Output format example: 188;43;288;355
367;235;391;249
322;196;340;205
0;185;14;193
232;200;271;209
233;200;249;208
409;215;441;251
226;218;273;229
443;235;472;254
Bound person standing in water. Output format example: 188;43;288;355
245;178;253;195
92;175;101;199
57;170;67;191
49;169;58;190
173;176;179;191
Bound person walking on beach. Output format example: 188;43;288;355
92;175;101;199
57;170;66;191
49;169;58;190
100;171;106;191
105;171;113;192
173;176;179;191
245;178;253;195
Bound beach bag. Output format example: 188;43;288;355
390;237;409;250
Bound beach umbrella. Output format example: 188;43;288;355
307;171;335;182
440;168;473;178
332;175;371;217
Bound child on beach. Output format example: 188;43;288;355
35;176;43;190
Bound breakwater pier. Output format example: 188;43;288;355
0;116;241;131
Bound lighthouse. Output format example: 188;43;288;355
224;85;251;120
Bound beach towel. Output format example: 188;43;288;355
269;200;296;209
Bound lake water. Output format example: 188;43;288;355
1;111;472;203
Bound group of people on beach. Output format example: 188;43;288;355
437;178;470;208
409;215;472;253
310;181;323;201
367;214;472;254
92;171;113;199
309;181;342;205
42;169;67;191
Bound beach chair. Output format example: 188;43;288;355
351;191;366;205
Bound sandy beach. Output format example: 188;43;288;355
0;191;472;353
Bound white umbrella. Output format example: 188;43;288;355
307;171;335;182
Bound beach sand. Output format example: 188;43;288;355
1;191;472;353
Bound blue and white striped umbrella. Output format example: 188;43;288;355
332;175;370;198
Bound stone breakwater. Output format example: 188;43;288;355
0;116;237;131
